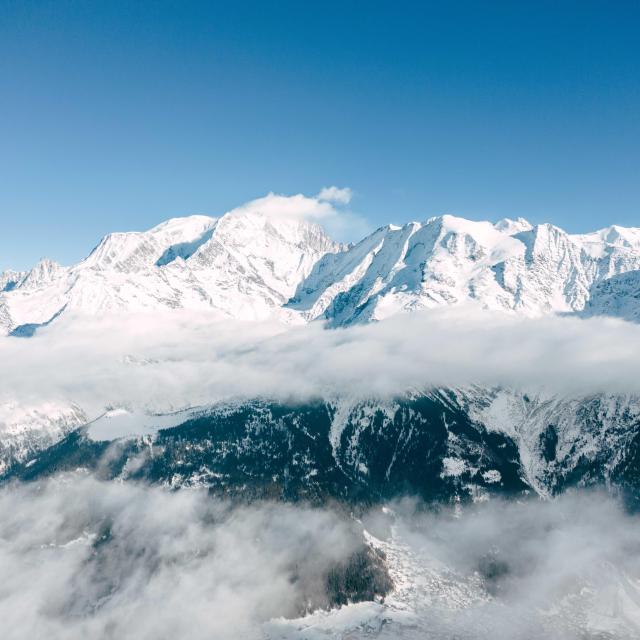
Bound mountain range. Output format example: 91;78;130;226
3;208;640;335
3;206;640;508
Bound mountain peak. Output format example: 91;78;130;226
574;224;640;250
81;215;219;272
19;258;64;289
149;214;217;234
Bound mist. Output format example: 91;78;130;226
281;491;640;639
0;477;639;639
0;475;364;640
3;308;640;428
364;492;640;639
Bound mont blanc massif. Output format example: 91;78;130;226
3;193;640;640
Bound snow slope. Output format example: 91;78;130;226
289;216;640;326
0;211;340;334
0;401;87;475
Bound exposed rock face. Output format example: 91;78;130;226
583;269;640;322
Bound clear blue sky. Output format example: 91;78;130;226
1;1;639;270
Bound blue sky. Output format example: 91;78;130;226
1;0;639;270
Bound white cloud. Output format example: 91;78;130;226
0;477;639;638
317;186;353;205
0;476;361;640
228;192;337;220
2;308;640;428
226;190;367;242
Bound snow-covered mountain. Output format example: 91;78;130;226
6;204;640;639
8;388;640;510
0;400;87;475
3;208;640;335
289;215;640;326
0;210;340;335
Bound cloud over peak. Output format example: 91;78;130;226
226;188;366;242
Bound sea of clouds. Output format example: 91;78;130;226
3;308;640;638
2;307;640;428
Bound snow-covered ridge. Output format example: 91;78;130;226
80;214;218;272
0;208;342;334
289;215;640;325
2;204;640;334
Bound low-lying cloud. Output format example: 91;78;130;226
0;475;361;640
354;491;640;639
0;478;638;639
2;308;640;427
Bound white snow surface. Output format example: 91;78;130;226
0;400;87;474
86;407;202;441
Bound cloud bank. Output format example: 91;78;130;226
356;492;640;638
3;308;640;420
2;308;640;429
0;475;364;640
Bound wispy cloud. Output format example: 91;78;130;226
226;189;367;242
317;186;353;205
